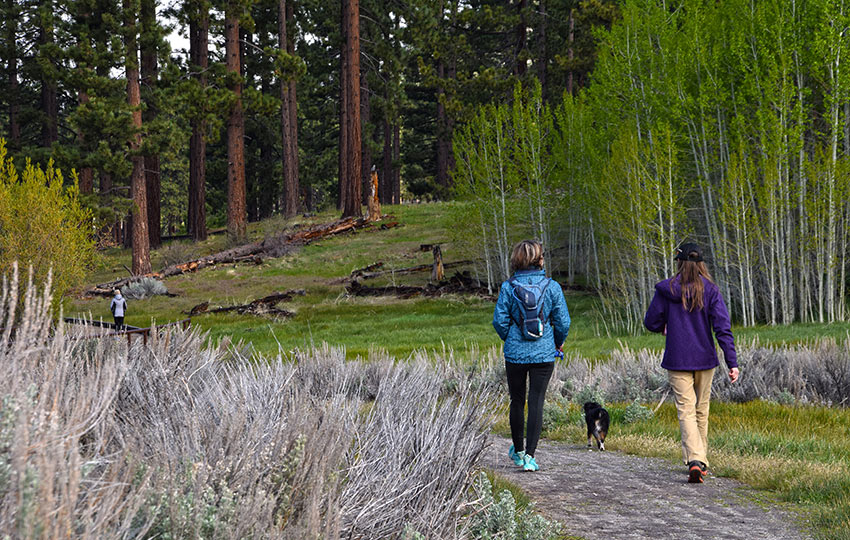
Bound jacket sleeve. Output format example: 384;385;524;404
708;289;737;368
110;298;116;314
549;281;570;348
643;290;667;333
492;282;512;341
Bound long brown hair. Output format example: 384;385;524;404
674;258;714;312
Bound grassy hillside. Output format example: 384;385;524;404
67;202;850;360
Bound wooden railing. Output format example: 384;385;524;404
64;317;192;346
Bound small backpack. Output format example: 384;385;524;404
509;277;552;340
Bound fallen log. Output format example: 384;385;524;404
185;290;305;318
85;216;396;296
346;272;494;300
356;259;473;280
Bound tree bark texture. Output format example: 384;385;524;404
360;65;371;205
338;0;348;210
340;0;362;217
125;0;151;275
381;117;392;204
392;122;400;204
141;0;160;248
515;0;527;76
279;0;299;217
287;0;298;192
6;0;20;149
188;3;208;241
537;0;547;100
78;92;94;193
225;4;247;242
567;9;574;95
39;0;58;148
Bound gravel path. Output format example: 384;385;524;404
482;436;811;540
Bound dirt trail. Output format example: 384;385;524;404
482;436;810;540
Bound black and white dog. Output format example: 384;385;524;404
584;402;610;451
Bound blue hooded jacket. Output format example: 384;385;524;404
492;269;571;363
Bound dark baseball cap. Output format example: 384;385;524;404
675;242;703;262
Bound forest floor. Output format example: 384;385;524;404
483;436;811;540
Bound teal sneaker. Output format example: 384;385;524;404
522;453;539;472
508;445;525;467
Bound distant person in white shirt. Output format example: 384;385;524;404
110;289;127;330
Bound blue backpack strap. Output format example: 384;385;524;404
538;278;552;324
507;277;522;329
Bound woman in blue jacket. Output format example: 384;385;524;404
493;240;570;471
644;243;739;483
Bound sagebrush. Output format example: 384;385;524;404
0;268;498;539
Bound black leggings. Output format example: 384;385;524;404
505;361;554;457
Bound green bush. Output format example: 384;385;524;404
0;138;94;305
622;400;653;424
467;472;561;540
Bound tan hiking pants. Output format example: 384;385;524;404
667;368;715;467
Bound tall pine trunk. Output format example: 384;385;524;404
338;0;348;211
381;117;391;203
125;0;151;275
392;123;400;204
537;0;547;100
6;0;20;149
225;3;247;242
39;0;58;148
279;0;298;217
340;0;361;217
287;0;299;200
514;0;527;76
78;91;94;193
360;66;371;205
188;2;208;241
141;0;160;248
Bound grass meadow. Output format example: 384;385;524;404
58;202;850;539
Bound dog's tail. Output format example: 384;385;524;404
594;420;607;450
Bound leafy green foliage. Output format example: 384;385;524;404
0;139;94;304
467;471;562;540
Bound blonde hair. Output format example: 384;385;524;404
510;240;544;273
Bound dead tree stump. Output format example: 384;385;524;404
431;245;444;282
367;167;381;222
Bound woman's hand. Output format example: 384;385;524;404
728;367;739;383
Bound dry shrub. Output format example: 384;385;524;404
0;267;496;539
549;338;850;406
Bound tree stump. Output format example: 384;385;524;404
367;167;381;222
431;245;444;282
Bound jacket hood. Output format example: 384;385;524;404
656;276;715;303
655;277;683;303
114;293;123;299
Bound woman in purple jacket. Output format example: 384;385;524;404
643;243;739;483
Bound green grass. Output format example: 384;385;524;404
497;400;850;539
64;203;850;359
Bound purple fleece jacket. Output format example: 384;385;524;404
643;276;738;371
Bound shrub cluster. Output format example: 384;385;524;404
466;472;562;540
121;277;169;299
0;275;497;539
549;339;850;407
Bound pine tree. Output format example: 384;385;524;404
124;0;151;274
225;0;247;241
